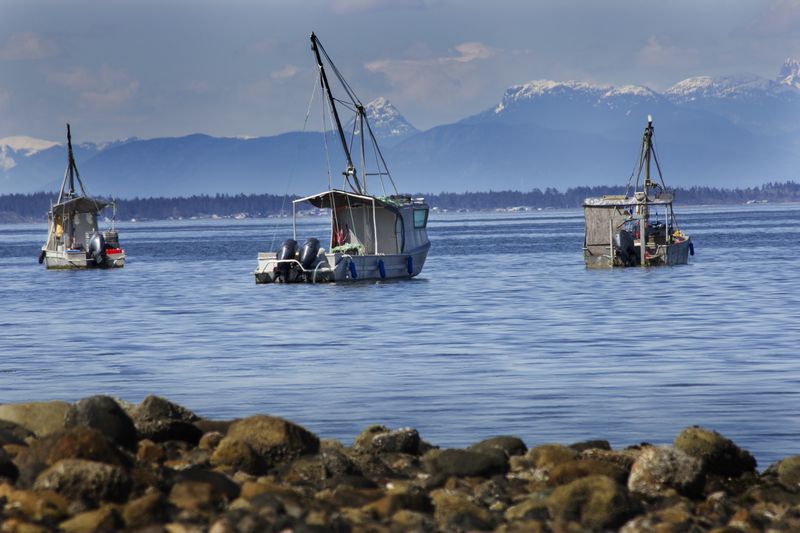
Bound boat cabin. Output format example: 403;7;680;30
292;190;429;256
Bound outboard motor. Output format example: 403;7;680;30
275;239;299;281
613;230;637;266
299;238;321;270
88;232;106;265
103;230;120;249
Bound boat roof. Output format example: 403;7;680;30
294;189;398;210
584;193;674;207
52;196;111;214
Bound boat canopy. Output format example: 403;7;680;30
52;196;111;214
583;193;674;207
293;189;399;212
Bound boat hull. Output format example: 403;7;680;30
255;243;429;284
584;238;691;268
43;250;125;269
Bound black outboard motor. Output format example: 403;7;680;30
613;230;637;266
103;230;120;248
88;232;106;265
275;239;299;281
299;238;321;270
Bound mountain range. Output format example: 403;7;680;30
2;58;799;198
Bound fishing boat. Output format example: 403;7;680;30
39;124;125;269
255;33;430;283
583;116;693;268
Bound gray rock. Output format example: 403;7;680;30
64;396;138;450
628;446;704;498
423;448;508;478
33;458;131;503
0;401;70;436
132;395;202;444
354;425;422;455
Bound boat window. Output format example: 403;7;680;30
413;209;428;229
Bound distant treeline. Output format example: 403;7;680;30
1;181;798;222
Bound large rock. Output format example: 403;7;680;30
628;446;704;498
211;437;261;474
64;396;137;450
674;427;756;477
354;425;422;455
13;427;130;487
33;459;131;504
0;401;70;436
547;475;634;530
469;436;528;458
526;444;579;469
0;449;18;481
59;504;121;533
131;395;202;444
431;489;494;530
422;448;508;478
0;419;33;445
548;459;629;486
0;484;70;522
223;415;319;468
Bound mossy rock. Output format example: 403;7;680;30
527;444;579;469
674;427;756;477
547;474;634;530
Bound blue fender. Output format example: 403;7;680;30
689;241;695;256
378;259;386;279
349;259;358;279
406;256;413;275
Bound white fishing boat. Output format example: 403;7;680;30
255;33;430;283
39;125;125;269
583;116;693;268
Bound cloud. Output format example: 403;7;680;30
745;0;800;36
331;0;428;14
46;65;139;108
364;42;497;104
637;37;698;68
270;65;299;81
0;147;17;171
0;32;58;61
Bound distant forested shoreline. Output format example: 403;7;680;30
1;181;798;223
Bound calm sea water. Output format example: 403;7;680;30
1;204;799;467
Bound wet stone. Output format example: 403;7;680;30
64;396;138;451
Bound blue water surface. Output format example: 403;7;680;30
1;204;799;467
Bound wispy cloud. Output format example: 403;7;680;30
47;66;139;108
364;42;496;105
270;65;299;81
637;37;698;68
0;32;58;61
744;0;800;36
331;0;428;14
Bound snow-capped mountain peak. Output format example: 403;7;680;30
777;57;800;88
493;79;659;114
344;97;418;144
363;97;417;138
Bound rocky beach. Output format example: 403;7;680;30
0;395;798;532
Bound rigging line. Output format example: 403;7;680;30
321;80;334;191
651;137;668;190
363;118;398;195
269;71;319;252
317;43;362;106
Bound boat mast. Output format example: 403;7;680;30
310;32;363;194
644;115;654;193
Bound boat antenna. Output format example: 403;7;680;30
310;32;363;194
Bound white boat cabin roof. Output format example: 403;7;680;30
52;196;111;214
293;189;426;211
584;193;674;208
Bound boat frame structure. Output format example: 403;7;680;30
583;116;692;268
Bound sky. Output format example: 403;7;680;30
1;0;798;142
